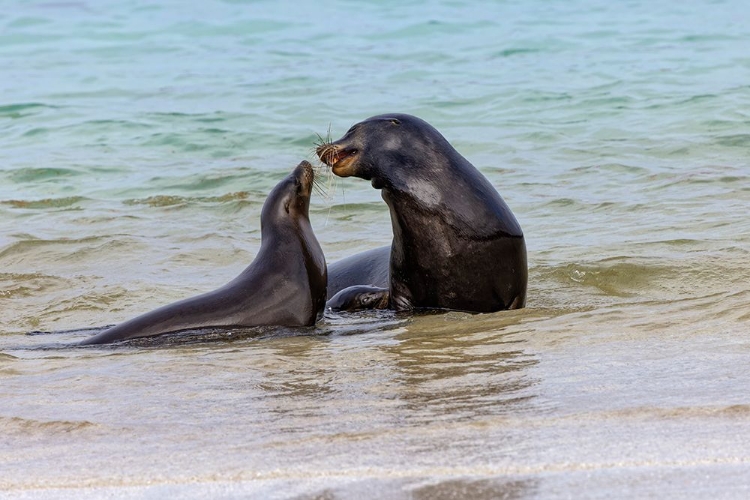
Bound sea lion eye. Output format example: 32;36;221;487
390;119;401;126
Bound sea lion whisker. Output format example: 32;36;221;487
313;133;327;150
313;124;338;168
312;177;331;200
313;126;333;152
311;161;334;189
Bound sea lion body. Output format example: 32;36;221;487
318;114;527;313
81;161;327;345
326;245;389;299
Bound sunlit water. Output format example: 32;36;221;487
2;0;750;498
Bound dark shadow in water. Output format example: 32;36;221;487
14;309;408;350
295;476;538;500
381;311;539;423
26;327;106;336
238;311;409;403
410;477;536;500
9;325;307;351
16;325;276;350
235;308;540;456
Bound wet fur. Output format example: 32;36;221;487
81;161;327;345
318;114;527;313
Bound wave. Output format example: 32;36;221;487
529;254;750;313
1;196;87;209
0;102;59;118
0;416;97;435
0;236;106;259
0;272;71;299
123;191;254;208
5;166;84;183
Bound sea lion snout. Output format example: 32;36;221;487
316;142;359;177
294;160;315;191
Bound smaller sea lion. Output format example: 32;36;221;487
81;160;327;345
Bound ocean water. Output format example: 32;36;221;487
2;0;750;497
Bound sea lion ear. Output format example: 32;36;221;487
390;118;401;126
284;201;290;214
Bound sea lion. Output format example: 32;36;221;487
81;160;327;345
317;113;527;313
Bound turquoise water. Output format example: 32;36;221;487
2;1;750;497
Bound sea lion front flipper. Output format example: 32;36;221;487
326;285;389;312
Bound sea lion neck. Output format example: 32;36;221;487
259;170;312;243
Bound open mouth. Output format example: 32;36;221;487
317;144;357;168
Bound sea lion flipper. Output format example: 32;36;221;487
326;285;390;312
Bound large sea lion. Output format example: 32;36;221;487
81;161;327;345
317;113;527;313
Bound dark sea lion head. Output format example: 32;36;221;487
261;160;315;233
316;113;453;191
316;114;520;236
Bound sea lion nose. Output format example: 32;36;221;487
316;143;335;165
296;160;314;179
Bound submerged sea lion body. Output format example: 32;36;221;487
326;245;389;299
81;161;327;345
318;113;527;313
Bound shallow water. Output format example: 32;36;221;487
2;0;750;498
